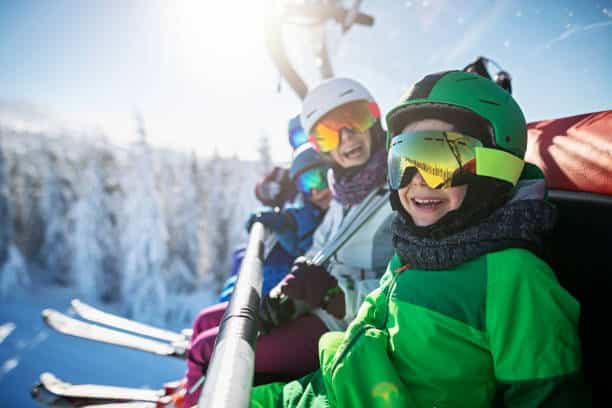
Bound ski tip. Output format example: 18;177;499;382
41;308;54;319
41;308;65;322
40;371;60;383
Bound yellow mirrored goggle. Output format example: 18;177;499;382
388;131;525;189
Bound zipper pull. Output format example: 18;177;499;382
188;375;206;395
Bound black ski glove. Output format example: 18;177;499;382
257;294;295;334
279;257;345;318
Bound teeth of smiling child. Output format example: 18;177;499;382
414;199;442;204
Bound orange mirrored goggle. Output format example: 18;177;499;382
309;100;380;153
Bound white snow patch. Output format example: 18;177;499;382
1;357;18;375
0;322;15;344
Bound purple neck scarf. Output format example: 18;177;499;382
328;147;388;206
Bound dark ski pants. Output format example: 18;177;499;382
183;301;327;408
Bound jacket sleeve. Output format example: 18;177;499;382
485;249;587;407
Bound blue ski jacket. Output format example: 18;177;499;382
219;199;325;302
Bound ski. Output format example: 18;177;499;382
31;372;183;407
70;299;191;343
82;404;157;408
81;404;156;408
42;309;187;359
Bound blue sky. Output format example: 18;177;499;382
1;0;611;161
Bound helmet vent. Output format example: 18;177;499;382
455;77;479;82
306;109;317;119
339;89;354;97
479;99;500;106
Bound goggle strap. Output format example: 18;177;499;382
475;147;524;186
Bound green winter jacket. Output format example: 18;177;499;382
251;249;583;407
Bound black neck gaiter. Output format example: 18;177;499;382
392;196;556;270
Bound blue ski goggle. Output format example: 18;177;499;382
295;167;328;194
289;120;308;149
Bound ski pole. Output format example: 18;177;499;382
198;222;268;408
311;186;389;266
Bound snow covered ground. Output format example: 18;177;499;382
0;285;191;407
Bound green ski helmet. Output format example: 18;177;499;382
386;70;527;189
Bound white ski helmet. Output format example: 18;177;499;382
301;77;377;138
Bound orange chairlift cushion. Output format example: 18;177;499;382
526;110;612;196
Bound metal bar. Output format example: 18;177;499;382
548;189;612;207
198;222;268;408
312;187;388;266
264;14;308;100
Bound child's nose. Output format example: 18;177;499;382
410;171;427;186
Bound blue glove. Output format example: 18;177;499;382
245;208;296;235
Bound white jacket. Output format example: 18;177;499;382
306;187;394;331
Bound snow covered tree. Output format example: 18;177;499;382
39;149;75;285
7;137;45;263
0;132;30;296
158;153;201;294
118;139;169;324
0;147;9;267
67;147;119;301
258;132;273;173
190;152;212;282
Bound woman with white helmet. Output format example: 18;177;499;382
258;77;394;363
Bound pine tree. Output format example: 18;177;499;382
0;146;9;268
160;153;201;293
67;147;119;301
258;133;273;173
118;136;169;324
39;149;75;285
0;130;30;296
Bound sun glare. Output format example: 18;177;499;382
162;1;267;81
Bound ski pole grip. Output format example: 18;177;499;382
199;222;268;408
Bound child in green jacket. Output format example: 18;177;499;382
249;70;585;407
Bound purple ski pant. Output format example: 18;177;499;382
182;301;327;408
